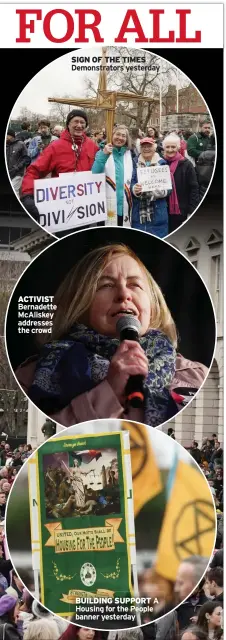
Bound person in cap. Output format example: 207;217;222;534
21;109;99;222
0;594;21;640
92;124;134;227
131;137;169;237
6;129;30;198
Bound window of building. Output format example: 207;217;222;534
10;227;22;242
0;227;10;246
210;254;221;321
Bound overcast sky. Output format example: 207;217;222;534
10;46;190;119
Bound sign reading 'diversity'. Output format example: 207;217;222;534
34;171;107;233
29;432;134;619
137;164;172;192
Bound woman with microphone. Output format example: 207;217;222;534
16;244;207;427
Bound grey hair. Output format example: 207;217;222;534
182;555;209;584
112;124;132;150
162;133;181;150
23;619;60;640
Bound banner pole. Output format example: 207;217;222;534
132;563;141;626
34;569;40;601
122;431;141;627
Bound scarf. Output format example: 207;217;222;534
29;325;176;427
166;151;184;215
105;148;133;227
137;152;161;224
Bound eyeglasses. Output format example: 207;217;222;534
70;119;86;128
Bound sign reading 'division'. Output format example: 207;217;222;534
137;164;172;193
34;171;107;232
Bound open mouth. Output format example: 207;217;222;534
112;309;137;317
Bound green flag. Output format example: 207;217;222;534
29;431;134;618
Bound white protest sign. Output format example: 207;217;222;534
137;164;172;192
34;171;107;232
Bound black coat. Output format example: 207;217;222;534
210;548;223;568
0;618;21;640
15;130;32;142
6;140;30;179
172;158;200;216
176;593;208;631
190;448;202;464
0;558;13;585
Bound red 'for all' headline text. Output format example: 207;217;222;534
16;9;201;44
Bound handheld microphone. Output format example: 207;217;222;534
116;315;145;409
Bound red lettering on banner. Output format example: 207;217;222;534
49;187;59;200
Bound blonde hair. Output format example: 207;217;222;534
23;619;59;640
49;244;177;347
112;125;132;149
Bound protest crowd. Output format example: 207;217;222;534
0;429;222;640
6;111;215;236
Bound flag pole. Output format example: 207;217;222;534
176;68;179;114
28;458;41;600
123;431;141;626
159;62;162;132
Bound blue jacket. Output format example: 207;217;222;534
28;134;57;162
131;156;169;237
92;146;132;217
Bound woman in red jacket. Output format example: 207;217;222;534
20;109;99;221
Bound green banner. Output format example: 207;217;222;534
31;432;133;617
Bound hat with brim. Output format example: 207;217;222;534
140;137;155;145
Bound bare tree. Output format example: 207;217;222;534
49;96;73;125
0;260;29;436
0;339;28;436
83;47;190;129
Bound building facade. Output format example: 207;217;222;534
165;203;223;447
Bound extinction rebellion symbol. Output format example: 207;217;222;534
122;422;148;479
173;499;215;560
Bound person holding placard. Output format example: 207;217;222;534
20;110;99;222
162;134;200;233
131;137;170;237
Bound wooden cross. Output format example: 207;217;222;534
48;48;155;142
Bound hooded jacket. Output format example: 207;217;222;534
21;130;99;196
